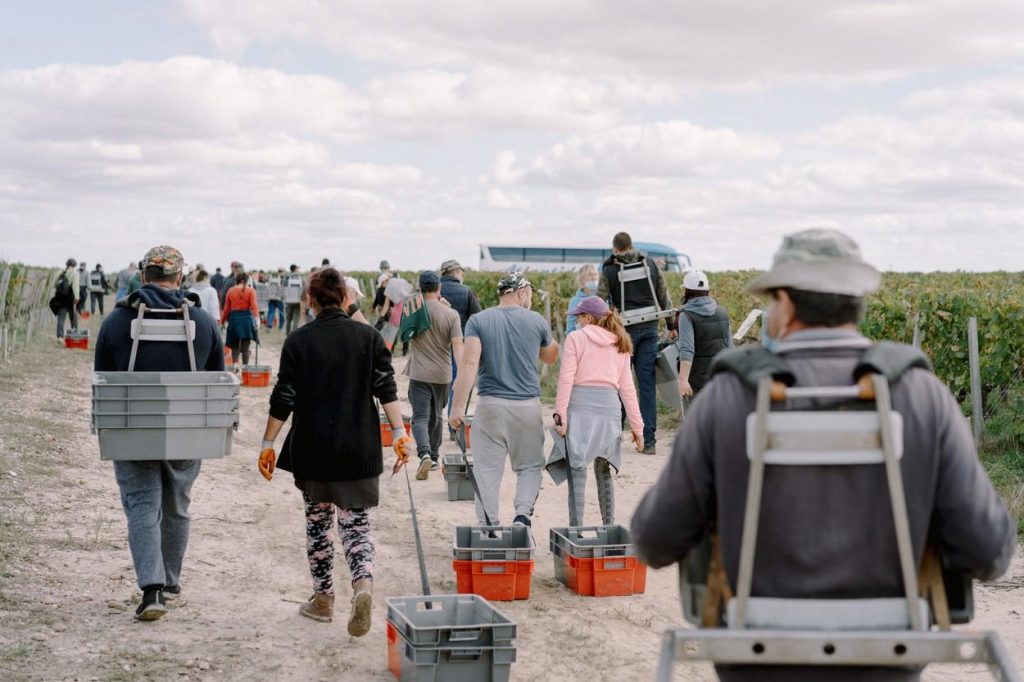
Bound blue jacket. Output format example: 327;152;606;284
440;275;482;331
94;284;224;372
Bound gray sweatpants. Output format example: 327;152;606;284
473;397;545;526
113;459;201;590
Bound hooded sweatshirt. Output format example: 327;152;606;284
94;284;224;373
555;324;643;431
675;296;732;362
188;280;221;322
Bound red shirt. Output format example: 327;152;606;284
221;284;259;325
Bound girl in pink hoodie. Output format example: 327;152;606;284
550;296;643;525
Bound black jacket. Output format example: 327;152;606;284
598;250;675;332
270;308;399;482
440;275;482;331
94;285;224;372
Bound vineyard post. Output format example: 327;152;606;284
912;313;921;348
0;267;11;323
968;317;983;448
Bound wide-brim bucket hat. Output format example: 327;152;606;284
746;228;881;297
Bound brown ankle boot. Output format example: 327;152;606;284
299;593;334;622
347;579;373;637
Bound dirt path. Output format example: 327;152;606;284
0;315;1021;681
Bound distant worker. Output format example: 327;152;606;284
675;270;732;403
440;259;482;416
551;296;643;526
449;272;559;528
218;261;243;306
598;232;676;454
52;258;80;340
343;276;369;325
187;269;221;323
88;263;110;317
373;260;393;318
220;271;259;373
210;267;225;294
565;264;599;334
94;245;225;621
257;268;413;635
407;271;464;480
76;261;88;316
632;229;1015;682
124;261;145;299
283;264;306;334
115;261;137;301
266;267;286;331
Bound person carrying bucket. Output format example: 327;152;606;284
220;271;259;373
449;272;559;528
550;296;644;526
257;268;414;636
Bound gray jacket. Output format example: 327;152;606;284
632;329;1015;682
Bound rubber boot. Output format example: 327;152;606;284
595;458;615;525
568;466;587;526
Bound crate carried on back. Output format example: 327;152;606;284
91;303;240;461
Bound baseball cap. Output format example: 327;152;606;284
683;270;710;291
344;276;364;299
440;259;462;274
142;245;185;274
746;228;880;297
497;271;531;295
568;296;609;318
418;270;441;291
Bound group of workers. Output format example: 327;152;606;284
84;228;1013;682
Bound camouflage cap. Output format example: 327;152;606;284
142;245;185;275
440;259;462;274
746;228;880;297
497;271;531;295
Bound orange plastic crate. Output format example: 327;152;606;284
80;311;91;320
241;367;271;387
224;346;233;365
65;337;89;350
557;554;647;597
452;559;534;601
387;622;401;679
379;419;412;447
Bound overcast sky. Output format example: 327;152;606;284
2;1;1023;273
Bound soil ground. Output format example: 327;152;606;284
0;308;1021;681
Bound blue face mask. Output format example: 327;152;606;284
760;305;780;353
582;280;598;294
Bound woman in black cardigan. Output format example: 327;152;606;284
257;268;413;637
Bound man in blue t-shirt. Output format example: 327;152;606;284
449;272;559;527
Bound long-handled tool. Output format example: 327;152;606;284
403;462;433;607
553;414;579;526
454;424;493;527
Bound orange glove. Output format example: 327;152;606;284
259;447;276;481
391;435;413;475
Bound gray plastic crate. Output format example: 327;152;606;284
442;454;474;501
452;526;534;562
549;525;636;559
92;371;240;461
392;634;516;682
386;594;516;649
67;329;89;340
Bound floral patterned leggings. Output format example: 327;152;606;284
303;493;375;596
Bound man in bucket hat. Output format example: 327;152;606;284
95;245;226;622
449;272;559;527
632;228;1013;682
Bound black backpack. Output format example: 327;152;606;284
55;271;73;299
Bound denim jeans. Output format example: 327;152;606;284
628;324;660;447
266;300;285;329
113;459;201;590
409;379;449;461
447;352;458;418
55;304;77;338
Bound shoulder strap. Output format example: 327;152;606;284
710;346;795;389
854;341;932;383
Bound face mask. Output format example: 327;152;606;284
582;280;598;294
760;301;783;352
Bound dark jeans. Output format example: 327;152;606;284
113;459;201;590
447;352;458;418
267;300;285;329
285;303;302;333
629;324;659;446
408;379;449;461
56;304;77;338
77;287;88;313
90;292;105;315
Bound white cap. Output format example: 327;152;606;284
683;270;710;291
344;276;364;299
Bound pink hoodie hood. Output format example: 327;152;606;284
579;324;617;346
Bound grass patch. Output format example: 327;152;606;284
979;386;1024;534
